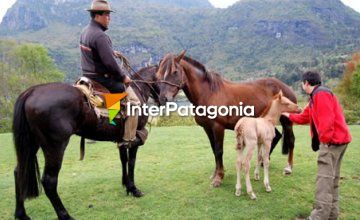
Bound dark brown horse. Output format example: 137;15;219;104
13;65;160;220
156;51;297;187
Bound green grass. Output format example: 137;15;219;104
0;126;359;219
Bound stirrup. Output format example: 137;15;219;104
118;137;141;149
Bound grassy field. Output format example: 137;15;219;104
0;126;359;219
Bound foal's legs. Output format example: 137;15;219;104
235;146;244;196
244;141;257;200
263;141;272;192
41;140;74;220
254;143;262;181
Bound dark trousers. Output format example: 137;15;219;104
84;74;125;93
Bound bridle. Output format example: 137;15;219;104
158;79;184;89
157;65;187;89
115;56;161;102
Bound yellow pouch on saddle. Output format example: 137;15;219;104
73;78;104;108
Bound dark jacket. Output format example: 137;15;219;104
289;86;351;150
80;20;125;82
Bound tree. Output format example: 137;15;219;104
0;40;65;133
336;52;360;124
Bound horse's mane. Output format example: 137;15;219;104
183;56;223;92
135;65;158;80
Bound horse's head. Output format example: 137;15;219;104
275;91;301;114
149;65;162;105
156;51;187;105
132;65;161;105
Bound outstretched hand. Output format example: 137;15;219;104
281;112;290;118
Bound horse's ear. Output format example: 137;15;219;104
175;50;186;63
278;90;283;99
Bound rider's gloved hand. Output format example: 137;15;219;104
123;75;132;86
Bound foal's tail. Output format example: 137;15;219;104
13;88;41;200
234;121;245;150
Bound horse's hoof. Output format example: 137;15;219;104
248;192;257;200
15;214;31;220
58;213;74;220
127;188;144;197
265;186;272;192
254;173;260;181
235;189;241;197
15;210;31;220
284;165;292;175
211;179;222;187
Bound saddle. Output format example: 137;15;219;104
73;77;126;119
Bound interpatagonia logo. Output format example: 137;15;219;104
104;93;127;125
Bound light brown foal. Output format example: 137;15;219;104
234;91;300;199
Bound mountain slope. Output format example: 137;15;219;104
1;0;359;82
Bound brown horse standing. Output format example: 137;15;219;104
12;66;160;220
156;51;297;187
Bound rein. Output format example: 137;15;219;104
115;56;160;101
158;80;183;88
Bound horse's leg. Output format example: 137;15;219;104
14;168;31;220
254;143;262;181
41;140;73;220
202;127;216;180
269;128;282;156
127;145;144;197
14;145;40;220
263;141;272;193
280;116;295;175
244;141;256;200
211;125;225;187
235;146;244;197
119;147;129;190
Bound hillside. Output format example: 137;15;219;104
1;0;359;83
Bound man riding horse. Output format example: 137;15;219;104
80;0;141;148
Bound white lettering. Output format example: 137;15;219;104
125;102;256;118
244;106;255;116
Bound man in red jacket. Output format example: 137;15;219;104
282;71;351;220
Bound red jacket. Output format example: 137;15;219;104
289;86;351;145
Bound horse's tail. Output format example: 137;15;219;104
80;137;85;161
13;88;41;200
280;117;295;155
277;80;296;155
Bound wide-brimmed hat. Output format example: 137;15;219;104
86;0;114;12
